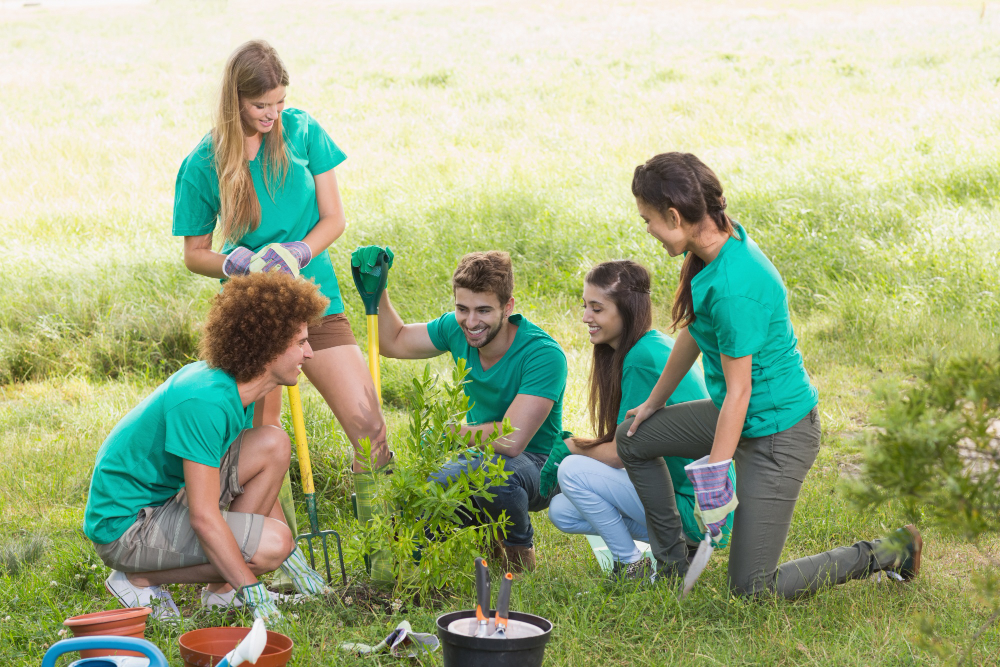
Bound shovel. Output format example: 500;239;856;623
680;531;713;599
490;572;513;638
350;248;391;405
216;618;268;667
288;382;347;585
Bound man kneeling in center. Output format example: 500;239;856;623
83;272;330;622
376;250;568;572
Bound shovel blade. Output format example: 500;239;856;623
680;534;714;599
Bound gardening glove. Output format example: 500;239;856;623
539;434;573;497
249;242;302;278
684;456;738;546
279;545;331;595
351;245;394;293
237;582;283;625
279;241;312;269
222;246;254;277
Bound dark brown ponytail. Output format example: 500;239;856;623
576;260;653;448
631;153;735;330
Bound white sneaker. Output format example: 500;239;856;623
105;570;180;620
201;587;304;610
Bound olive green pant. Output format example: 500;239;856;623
617;400;902;598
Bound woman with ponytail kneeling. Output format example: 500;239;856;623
619;152;921;597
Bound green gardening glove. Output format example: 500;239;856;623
237;582;284;625
351;245;394;294
539;433;573;497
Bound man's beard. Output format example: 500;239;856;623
464;318;504;349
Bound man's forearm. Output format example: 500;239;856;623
191;514;259;590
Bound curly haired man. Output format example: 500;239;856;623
83;272;328;623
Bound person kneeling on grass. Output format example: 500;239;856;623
83;272;331;622
620;152;921;596
369;249;568;573
542;260;734;583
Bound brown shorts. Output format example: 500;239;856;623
308;313;358;351
93;431;265;573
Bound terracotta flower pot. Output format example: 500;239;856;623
178;626;293;667
63;607;152;658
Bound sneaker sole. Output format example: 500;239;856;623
105;575;139;609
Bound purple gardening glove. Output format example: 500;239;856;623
684;455;738;545
222;246;254;277
281;241;312;269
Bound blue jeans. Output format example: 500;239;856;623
548;455;649;563
430;451;549;548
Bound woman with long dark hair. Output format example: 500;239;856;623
619;152;921;596
543;260;733;581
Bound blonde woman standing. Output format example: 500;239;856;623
172;40;392;595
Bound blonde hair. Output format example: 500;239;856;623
214;40;291;244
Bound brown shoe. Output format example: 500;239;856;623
498;543;536;574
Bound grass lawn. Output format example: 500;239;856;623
1;0;999;664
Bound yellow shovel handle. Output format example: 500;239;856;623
367;314;382;405
287;382;314;495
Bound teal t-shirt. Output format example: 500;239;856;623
83;362;255;545
426;313;567;456
172;108;347;316
688;222;818;438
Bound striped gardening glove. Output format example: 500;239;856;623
249;242;310;278
237;582;283;625
279;546;331;595
222;247;254;277
684;456;738;546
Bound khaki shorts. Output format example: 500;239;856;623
308;313;358;351
93;431;265;573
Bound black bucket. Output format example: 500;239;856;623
436;610;553;667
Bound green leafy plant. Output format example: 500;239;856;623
349;359;513;600
850;349;1000;664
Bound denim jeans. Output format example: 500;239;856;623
429;450;549;548
548;455;649;564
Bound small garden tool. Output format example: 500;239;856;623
490;572;514;638
474;557;491;638
288;382;347;585
216;618;267;667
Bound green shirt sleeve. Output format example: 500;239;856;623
163;400;228;467
517;342;567;403
302;111;347;176
426;312;455;352
712;296;772;358
172;142;220;237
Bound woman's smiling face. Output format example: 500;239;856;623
582;281;624;349
241;85;286;135
637;197;689;257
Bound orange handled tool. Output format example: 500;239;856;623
491;572;513;638
474;557;491;638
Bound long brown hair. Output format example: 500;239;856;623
631;153;735;330
214;40;290;244
577;260;653;448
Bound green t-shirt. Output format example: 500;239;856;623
688;222;818;438
83;362;254;545
620;329;709;504
172;108;347;316
426;313;567;456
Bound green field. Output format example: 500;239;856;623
2;0;999;664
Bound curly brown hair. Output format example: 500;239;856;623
200;272;329;382
452;251;514;305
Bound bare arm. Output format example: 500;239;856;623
463;393;555;458
626;327;701;436
710;353;752;462
376;290;442;359
305;169;347;258
568;437;623;468
183;460;258;590
183;233;226;279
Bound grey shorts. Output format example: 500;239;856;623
93;431;266;573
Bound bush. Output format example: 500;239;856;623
348;359;513;600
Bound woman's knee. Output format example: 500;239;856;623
615;420;642;463
546;494;573;531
